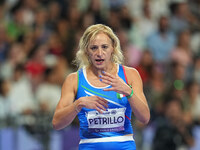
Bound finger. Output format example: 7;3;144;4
97;99;108;108
103;87;115;91
100;75;113;83
102;71;115;79
95;104;106;113
96;96;108;103
96;103;107;111
100;79;113;85
96;107;103;114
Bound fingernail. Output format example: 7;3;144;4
102;71;105;74
100;79;102;81
99;75;102;78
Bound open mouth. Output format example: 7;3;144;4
95;59;105;65
95;59;104;62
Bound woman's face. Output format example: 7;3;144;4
87;33;114;70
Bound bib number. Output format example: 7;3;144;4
87;108;126;132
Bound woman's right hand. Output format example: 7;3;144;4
76;96;108;113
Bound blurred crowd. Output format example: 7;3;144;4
0;0;200;150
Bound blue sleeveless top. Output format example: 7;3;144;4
76;64;133;139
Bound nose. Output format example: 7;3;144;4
97;48;103;56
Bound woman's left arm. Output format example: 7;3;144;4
124;67;150;124
101;66;150;124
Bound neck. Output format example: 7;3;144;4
89;63;116;77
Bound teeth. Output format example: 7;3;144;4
96;59;104;61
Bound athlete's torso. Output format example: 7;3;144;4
76;64;133;139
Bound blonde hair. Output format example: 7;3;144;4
74;24;124;69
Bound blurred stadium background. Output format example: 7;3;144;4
0;0;200;150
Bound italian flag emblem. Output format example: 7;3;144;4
117;93;125;99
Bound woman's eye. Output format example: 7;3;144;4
90;46;98;50
102;45;108;49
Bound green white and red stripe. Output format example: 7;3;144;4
117;93;125;99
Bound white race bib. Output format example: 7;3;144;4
86;108;126;132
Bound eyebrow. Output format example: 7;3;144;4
89;43;109;46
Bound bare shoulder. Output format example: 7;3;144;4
65;72;78;82
56;72;78;108
123;66;140;77
62;72;78;92
123;66;142;84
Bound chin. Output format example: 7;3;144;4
93;64;105;70
95;66;105;70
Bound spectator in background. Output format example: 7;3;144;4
189;0;200;21
33;7;51;45
79;11;95;31
87;0;107;24
147;15;176;64
21;31;36;57
126;0;170;21
170;1;190;34
36;67;61;114
55;18;69;44
169;0;199;34
62;1;82;67
135;50;154;84
48;31;64;56
170;29;193;67
25;44;48;91
190;32;200;56
183;80;200;125
193;57;200;84
170;29;193;82
0;1;7;21
8;64;36;125
118;5;133;31
65;0;81;29
153;99;194;150
52;56;73;85
144;65;166;121
6;6;28;42
107;8;122;31
166;61;188;90
0;24;9;63
0;42;26;80
47;1;62;30
12;0;37;28
0;78;12;126
116;28;142;67
135;0;157;46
